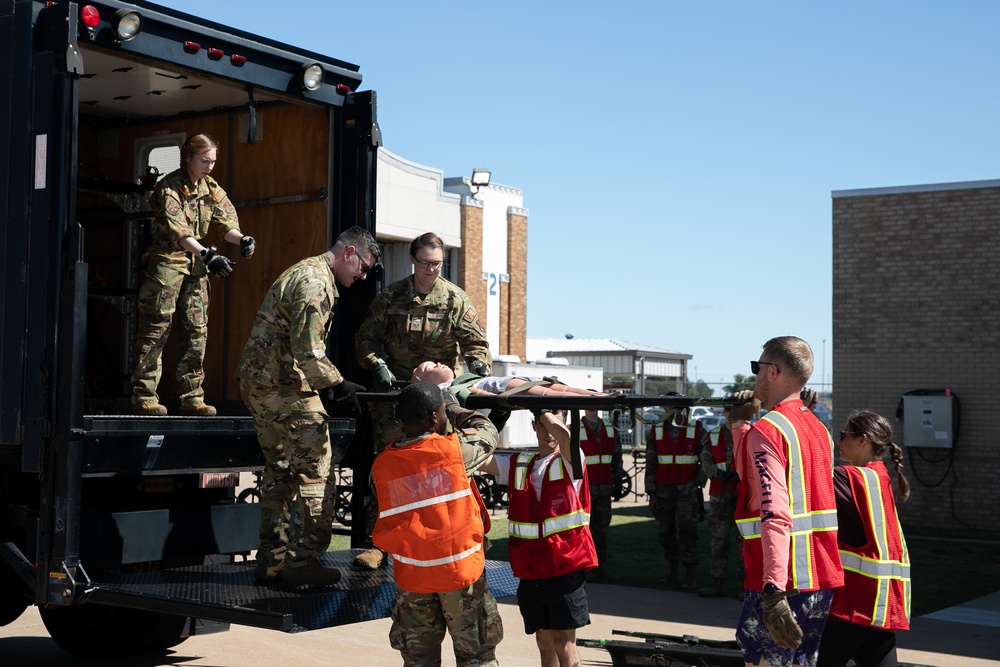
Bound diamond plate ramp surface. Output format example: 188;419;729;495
86;549;518;632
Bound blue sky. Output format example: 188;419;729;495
167;1;999;393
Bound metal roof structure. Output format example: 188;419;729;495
526;337;692;392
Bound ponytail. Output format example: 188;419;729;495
888;441;910;502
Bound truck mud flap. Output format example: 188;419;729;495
82;550;518;633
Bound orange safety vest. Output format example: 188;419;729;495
734;401;843;592
507;451;598;580
707;428;736;496
651;422;701;485
371;432;487;594
830;462;911;630
579;418;616;485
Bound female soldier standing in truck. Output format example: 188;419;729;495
130;133;256;416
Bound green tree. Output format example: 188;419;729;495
686;379;713;397
723;374;756;394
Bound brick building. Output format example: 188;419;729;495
376;148;527;361
831;179;1000;533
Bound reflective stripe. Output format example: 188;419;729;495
737;510;837;539
509;520;539;538
656;454;698;465
717;463;728;471
377;487;472;518
841;466;911;626
513;451;534;491
392;542;482;568
548;456;565;481
654;424;698;440
542;509;590;537
581;421;615;438
585;454;613;465
758;411;839;590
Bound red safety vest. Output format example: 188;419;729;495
651;422;701;485
734;400;843;592
579;418;616;485
371;432;487;594
707;428;736;496
829;462;910;630
506;451;598;580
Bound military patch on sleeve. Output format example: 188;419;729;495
461;428;478;436
223;200;235;214
165;197;181;216
463;309;477;324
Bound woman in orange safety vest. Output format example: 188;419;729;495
818;410;911;667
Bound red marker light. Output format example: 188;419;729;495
184;41;201;52
231;54;247;64
208;47;224;58
80;5;100;28
336;83;352;94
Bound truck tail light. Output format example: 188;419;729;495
80;5;100;28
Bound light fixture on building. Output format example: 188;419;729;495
470;167;491;196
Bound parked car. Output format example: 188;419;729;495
813;403;834;431
697;415;727;432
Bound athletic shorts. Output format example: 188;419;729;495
736;588;834;667
516;570;590;634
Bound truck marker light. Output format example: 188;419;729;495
231;54;247;65
80;5;100;28
208;47;224;58
336;83;351;94
184;41;201;52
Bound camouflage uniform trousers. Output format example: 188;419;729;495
131;266;210;404
589;484;614;566
650;482;701;565
706;487;745;581
239;378;335;567
389;570;503;667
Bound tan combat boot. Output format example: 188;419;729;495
132;400;167;416
697;577;727;597
254;558;284;583
278;559;341;587
353;547;388;570
179;400;217;416
680;564;698;591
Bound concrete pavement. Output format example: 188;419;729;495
0;582;997;666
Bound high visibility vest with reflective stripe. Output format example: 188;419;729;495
507;450;599;579
580;418;616;485
830;462;911;630
707;429;736;496
734;402;843;592
651;422;701;485
371;432;485;594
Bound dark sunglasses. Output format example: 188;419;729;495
839;431;859;441
750;360;778;374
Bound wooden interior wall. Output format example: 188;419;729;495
77;104;331;404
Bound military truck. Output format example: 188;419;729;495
0;0;392;656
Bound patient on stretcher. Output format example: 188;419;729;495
410;361;612;398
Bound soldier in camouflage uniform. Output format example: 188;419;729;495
696;398;756;597
131;133;256;416
353;232;491;570
373;383;502;667
645;407;708;590
235;226;379;587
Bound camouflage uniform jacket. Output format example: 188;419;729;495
235;254;342;392
355;275;491;378
143;169;241;277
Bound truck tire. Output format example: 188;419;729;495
39;603;188;658
0;561;29;626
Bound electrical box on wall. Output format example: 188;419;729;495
902;394;954;448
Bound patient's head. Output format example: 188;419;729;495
410;361;456;385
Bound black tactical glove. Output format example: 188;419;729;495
469;360;490;377
371;359;396;391
800;387;818;411
200;246;235;278
325;380;365;417
488;408;511;433
763;585;803;649
240;235;256;258
729;389;761;423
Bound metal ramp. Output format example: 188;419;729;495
83;550;518;633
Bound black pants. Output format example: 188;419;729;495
817;618;899;667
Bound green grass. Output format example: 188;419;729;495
331;504;1000;616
